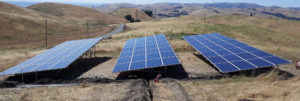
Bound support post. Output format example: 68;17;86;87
94;46;96;57
35;72;38;81
90;49;92;58
2;69;4;81
21;68;24;83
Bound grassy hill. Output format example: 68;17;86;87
104;15;300;60
108;8;152;21
0;1;118;50
28;3;127;24
96;3;300;20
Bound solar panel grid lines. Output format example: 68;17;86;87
0;38;102;76
199;35;259;70
207;33;276;65
44;40;90;70
154;35;165;66
34;41;87;71
187;35;241;72
113;34;180;73
27;44;76;72
12;41;73;74
144;37;147;68
184;33;291;73
128;38;137;70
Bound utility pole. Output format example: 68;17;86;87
202;8;206;33
45;19;48;48
203;9;206;25
136;9;138;20
87;21;89;38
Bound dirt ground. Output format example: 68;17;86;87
0;79;151;101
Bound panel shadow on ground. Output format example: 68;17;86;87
116;64;188;80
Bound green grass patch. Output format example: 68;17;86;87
1;35;13;41
164;32;191;40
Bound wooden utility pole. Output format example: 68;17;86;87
87;21;89;38
136;9;138;20
45;19;48;48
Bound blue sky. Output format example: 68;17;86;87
2;0;300;7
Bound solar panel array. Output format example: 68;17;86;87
0;37;103;76
103;24;125;38
113;34;180;72
184;33;291;73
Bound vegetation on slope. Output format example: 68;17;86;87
1;13;300;100
28;2;127;24
106;15;300;60
108;8;152;21
0;2;118;50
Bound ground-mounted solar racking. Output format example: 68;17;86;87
184;33;291;73
0;24;125;76
0;37;103;76
113;34;180;73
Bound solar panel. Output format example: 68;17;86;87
113;34;180;72
0;37;104;76
184;33;291;73
103;24;125;38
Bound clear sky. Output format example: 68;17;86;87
2;0;300;7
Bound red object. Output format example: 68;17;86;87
154;73;162;83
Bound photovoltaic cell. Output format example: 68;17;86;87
0;37;104;76
184;33;291;73
113;34;180;72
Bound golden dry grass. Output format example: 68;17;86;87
180;71;300;101
1;14;300;101
108;8;153;21
28;2;127;24
102;16;300;101
108;15;300;60
0;82;130;101
0;2;121;50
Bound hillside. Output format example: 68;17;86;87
1;14;300;100
28;2;127;24
108;8;152;21
0;2;57;19
95;3;300;20
0;1;117;50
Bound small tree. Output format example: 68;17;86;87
124;15;135;23
135;19;141;22
144;10;153;17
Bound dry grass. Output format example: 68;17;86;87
206;15;300;39
1;14;300;100
28;2;127;24
0;82;130;101
0;2;121;50
0;49;45;72
180;71;300;101
108;15;300;60
108;8;152;21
